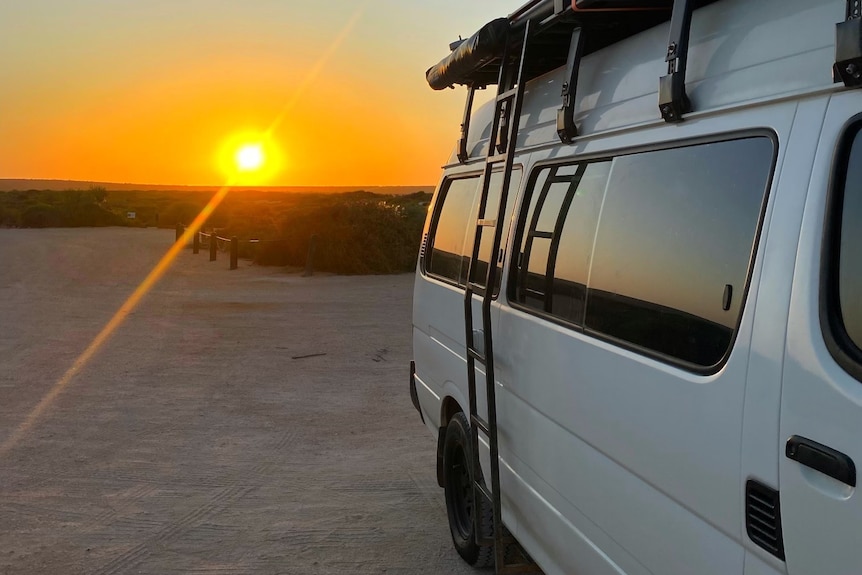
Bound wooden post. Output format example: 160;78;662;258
175;222;183;242
193;229;200;254
209;229;217;262
230;236;238;270
303;235;318;277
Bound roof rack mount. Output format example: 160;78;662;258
557;27;586;143
659;0;694;122
431;0;705;160
836;0;862;87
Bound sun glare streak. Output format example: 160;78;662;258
0;7;367;458
0;183;234;458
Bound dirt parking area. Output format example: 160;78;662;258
0;228;472;575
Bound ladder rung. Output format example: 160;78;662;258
467;281;485;293
474;480;493;503
477;218;497;228
487;153;509;164
496;87;519;103
529;230;554;240
547;174;575;184
467;347;486;364
471;414;490;435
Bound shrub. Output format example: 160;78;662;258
266;199;425;274
21;203;64;227
0;204;21;227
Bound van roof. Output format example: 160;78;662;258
447;0;844;167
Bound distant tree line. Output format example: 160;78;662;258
0;188;122;227
248;193;430;274
0;187;432;274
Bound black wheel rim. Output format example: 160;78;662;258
447;441;474;539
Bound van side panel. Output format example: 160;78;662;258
493;103;796;575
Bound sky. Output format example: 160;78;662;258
0;0;513;187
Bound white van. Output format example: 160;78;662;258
410;1;862;574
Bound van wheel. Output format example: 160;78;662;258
443;412;494;567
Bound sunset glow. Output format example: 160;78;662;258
0;1;507;187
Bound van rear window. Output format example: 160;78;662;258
426;170;522;290
426;176;480;285
511;136;775;371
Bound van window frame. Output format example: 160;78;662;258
423;173;482;288
821;116;862;383
423;166;523;296
507;130;778;375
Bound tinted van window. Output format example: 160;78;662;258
512;162;610;324
585;137;774;368
472;170;522;292
426;176;479;285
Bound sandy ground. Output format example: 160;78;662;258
0;228;473;575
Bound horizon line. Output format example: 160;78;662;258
0;178;435;189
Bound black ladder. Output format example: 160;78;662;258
463;19;542;575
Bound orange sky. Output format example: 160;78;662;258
0;1;508;187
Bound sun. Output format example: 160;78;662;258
236;144;264;172
217;131;285;185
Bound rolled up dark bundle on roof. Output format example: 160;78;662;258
426;18;510;90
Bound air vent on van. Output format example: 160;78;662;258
419;233;428;259
745;480;785;560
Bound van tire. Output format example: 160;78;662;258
443;411;495;567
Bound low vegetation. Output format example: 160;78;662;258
0;187;432;274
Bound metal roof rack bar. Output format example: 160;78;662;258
457;86;478;163
557;27;585;143
659;0;694;122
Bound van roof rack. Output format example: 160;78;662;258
426;2;677;92
427;0;726;161
425;0;730;90
433;0;862;161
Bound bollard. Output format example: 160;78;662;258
175;222;183;242
209;229;217;262
193;230;200;254
303;234;318;277
230;236;238;270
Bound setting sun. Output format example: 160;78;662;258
236;144;264;172
217;131;285;186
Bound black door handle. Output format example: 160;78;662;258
786;436;856;487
